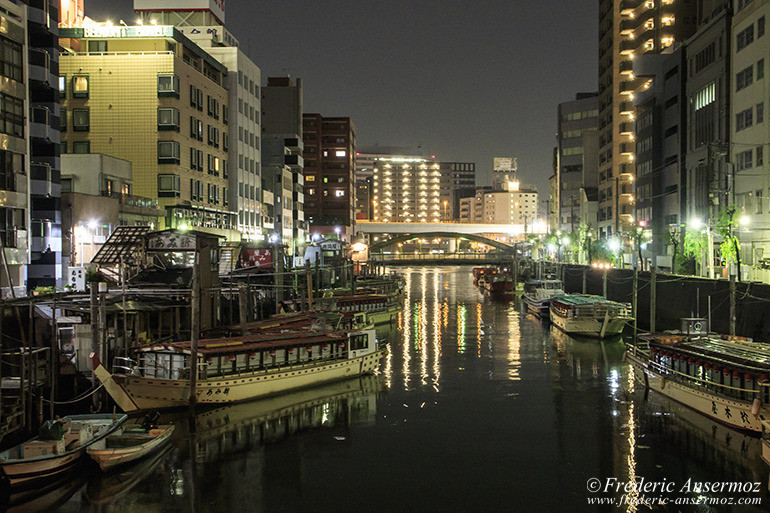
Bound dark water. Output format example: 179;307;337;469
28;267;770;512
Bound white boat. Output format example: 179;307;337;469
627;333;770;433
87;424;174;471
549;294;632;338
522;280;564;317
92;327;384;413
0;414;127;489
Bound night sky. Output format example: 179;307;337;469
88;1;598;196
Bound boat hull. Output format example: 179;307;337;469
550;311;627;337
0;414;126;489
96;349;384;413
627;351;769;433
523;294;550;317
88;426;174;472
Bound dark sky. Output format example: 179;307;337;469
88;1;598;195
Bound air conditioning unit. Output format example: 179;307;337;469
681;317;708;335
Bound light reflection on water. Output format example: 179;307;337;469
35;267;770;512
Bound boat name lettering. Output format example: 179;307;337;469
205;387;230;396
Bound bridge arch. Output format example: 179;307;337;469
368;231;516;254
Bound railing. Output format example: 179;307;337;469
370;252;512;261
102;190;160;210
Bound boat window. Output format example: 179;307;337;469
350;334;368;351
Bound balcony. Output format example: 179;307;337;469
102;190;164;216
619;143;635;156
28;49;51;85
618;60;633;74
285;154;303;168
619;102;634;115
618;122;633;136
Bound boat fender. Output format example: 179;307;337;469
660;377;666;390
752;397;762;417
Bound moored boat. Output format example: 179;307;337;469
92;327;384;413
278;294;401;326
627;333;770;433
87;422;174;471
522;279;564;317
549;294;632;337
0;414;127;489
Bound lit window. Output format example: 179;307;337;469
336;190;345;197
335;150;346;157
59;75;66;98
73;75;89;98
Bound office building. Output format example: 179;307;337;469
303;115;355;241
556;93;599;233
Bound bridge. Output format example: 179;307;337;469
356;221;547;236
368;231;518;254
369;252;515;266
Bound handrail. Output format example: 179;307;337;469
645;355;766;394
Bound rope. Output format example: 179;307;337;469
35;384;104;405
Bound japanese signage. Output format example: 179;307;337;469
240;249;272;268
176;26;238;47
147;232;196;251
68;266;86;291
494;157;518;172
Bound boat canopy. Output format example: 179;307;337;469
649;336;770;373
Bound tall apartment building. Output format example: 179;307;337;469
556;93;599;233
446;162;475;220
731;0;770;278
302;115;355;241
634;47;687;265
365;153;442;223
262;77;304;245
135;1;265;242
0;2;28;297
26;0;63;289
59;24;237;240
685;4;731;229
597;0;696;238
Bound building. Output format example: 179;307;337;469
262;77;305;246
366;153;441;223
61;154;164;266
59;23;237;240
633;46;687;269
556;93;599;233
302;115;355;240
684;4;731;234
458;183;536;227
597;0;696;238
355;147;474;222
0;1;29;297
27;0;64;289
731;0;770;279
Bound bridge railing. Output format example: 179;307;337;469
370;252;512;261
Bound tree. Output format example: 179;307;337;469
715;205;741;279
667;225;681;274
683;228;707;276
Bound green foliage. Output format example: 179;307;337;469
715;205;741;268
683;230;707;259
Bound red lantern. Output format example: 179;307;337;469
723;368;731;374
306;346;312;352
249;353;256;359
745;373;754;381
760;374;769;382
704;362;712;369
732;370;740;378
269;350;276;356
322;344;329;350
288;347;295;353
688;358;694;364
679;355;686;362
338;342;345;348
206;357;213;364
712;365;720;372
228;355;236;362
695;360;703;367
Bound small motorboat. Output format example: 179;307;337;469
0;413;127;489
87;414;174;471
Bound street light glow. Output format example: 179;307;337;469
689;218;703;229
740;216;750;226
608;238;620;252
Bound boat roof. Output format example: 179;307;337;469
650;336;770;371
551;294;626;307
139;330;352;356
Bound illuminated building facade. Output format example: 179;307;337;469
597;0;696;238
59;24;237;240
370;156;442;223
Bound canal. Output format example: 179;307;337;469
37;267;770;512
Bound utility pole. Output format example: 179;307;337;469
650;266;657;333
238;282;248;335
90;282;99;409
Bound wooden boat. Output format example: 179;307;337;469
0;413;127;489
627;332;770;433
549;294;632;337
522;279;564;316
279;294;401;326
87;423;174;471
86;445;171;504
92;327;384;413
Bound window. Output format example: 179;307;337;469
190;147;199;170
757;146;764;167
72;108;90;132
207;96;219;119
207;125;219;147
308;188;315;195
737;108;753;131
757;190;764;214
157;174;181;197
0;37;21;83
222;160;228;179
0;150;22;192
306;174;315;182
222;105;228;125
222;133;229;152
59;110;66;132
758;102;765;124
694;42;716;73
157;74;180;98
158;141;181;164
737;149;753;171
759;59;766;80
760;16;766;38
158;107;180;131
208;154;219;175
73;141;90;154
737;24;755;51
335;190;345;197
59;75;66;98
87;40;108;53
738;0;753;11
335;150;346;157
0;94;23;138
72;75;89;98
737;66;754;91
